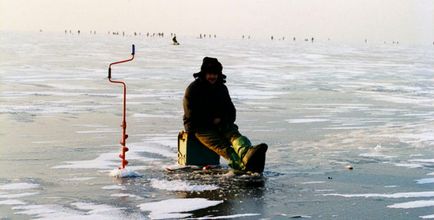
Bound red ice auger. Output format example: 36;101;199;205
108;44;135;170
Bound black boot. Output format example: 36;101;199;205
242;143;268;173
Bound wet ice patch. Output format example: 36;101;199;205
138;198;223;219
150;179;219;192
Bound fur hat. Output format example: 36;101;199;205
193;57;227;82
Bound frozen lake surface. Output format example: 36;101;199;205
0;31;433;219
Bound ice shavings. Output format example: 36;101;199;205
150;179;219;192
109;168;142;178
138;198;223;219
387;200;434;209
324;191;434;198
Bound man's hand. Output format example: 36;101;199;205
213;118;221;125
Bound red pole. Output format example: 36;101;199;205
108;44;135;169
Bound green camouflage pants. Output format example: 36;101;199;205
195;124;252;170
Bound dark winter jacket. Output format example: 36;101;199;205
183;78;236;132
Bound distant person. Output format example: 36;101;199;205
172;35;179;45
293;37;296;41
78;30;80;35
183;57;268;173
311;37;314;43
271;36;274;40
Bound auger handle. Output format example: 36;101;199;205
108;44;135;79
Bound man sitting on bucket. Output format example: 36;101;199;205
183;57;268;173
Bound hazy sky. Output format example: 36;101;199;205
1;0;433;43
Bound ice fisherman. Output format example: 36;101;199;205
183;57;268;173
172;35;179;45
